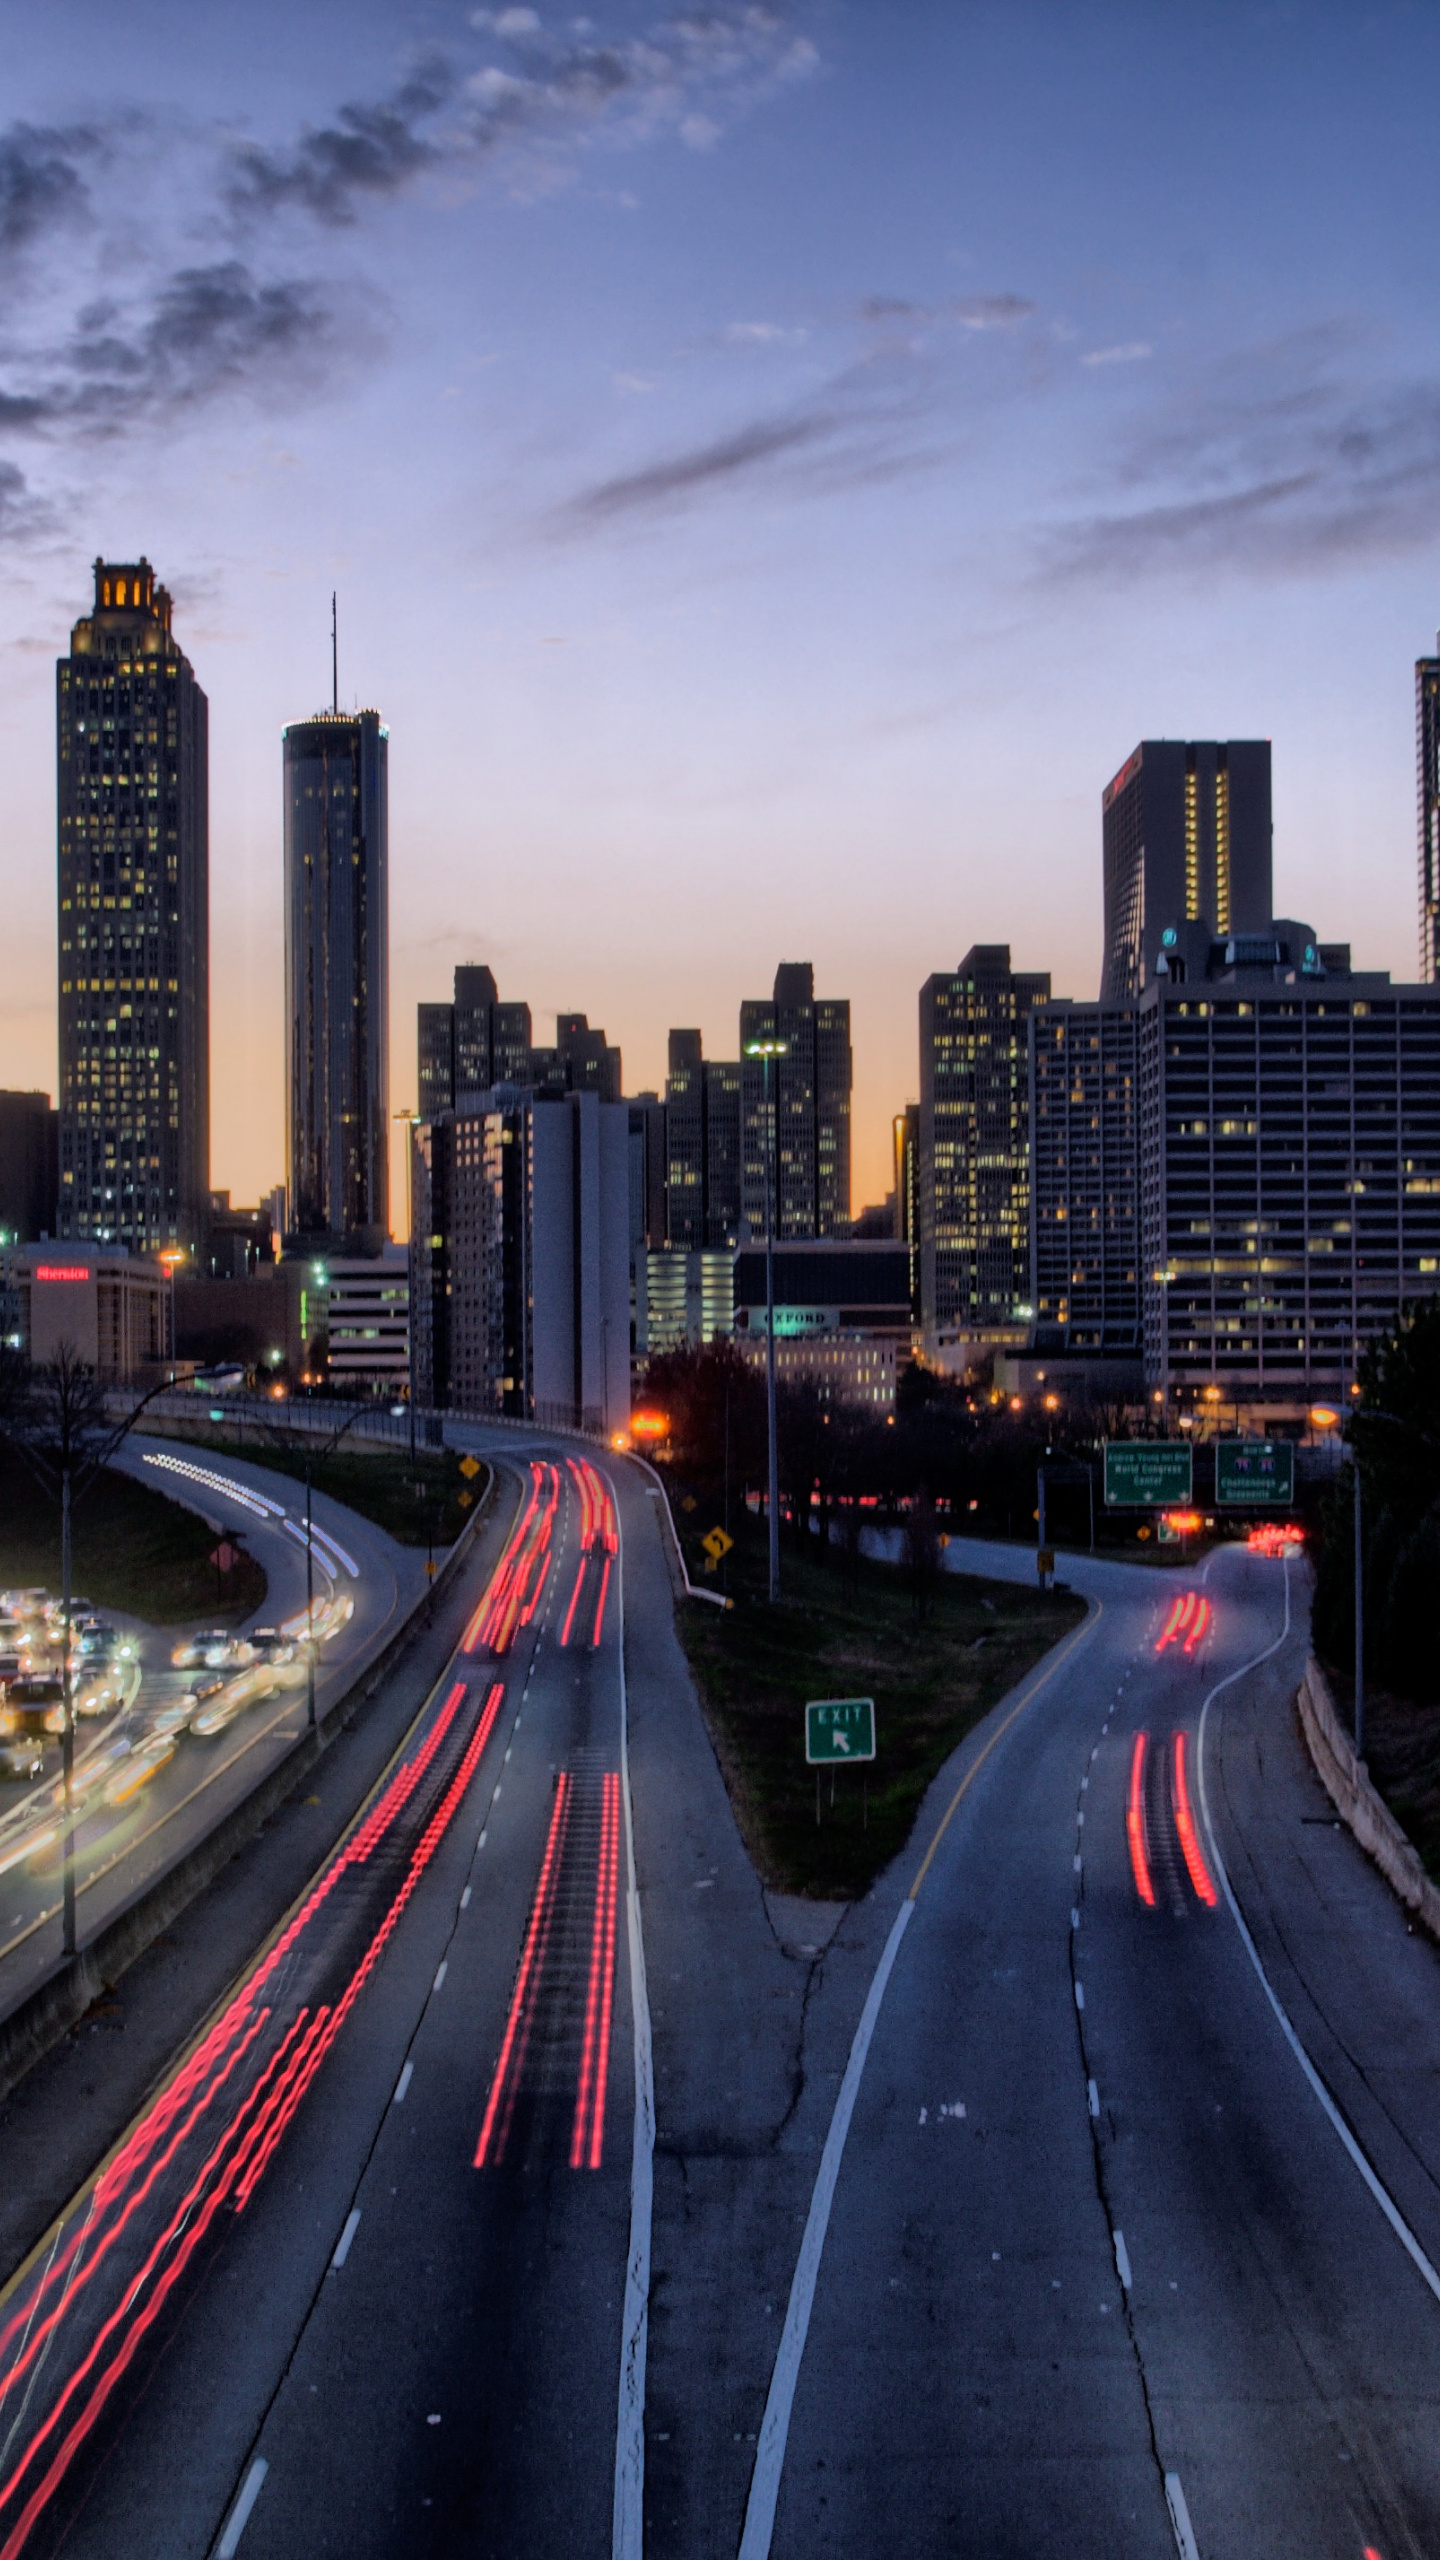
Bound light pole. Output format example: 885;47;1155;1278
395;1108;421;1462
745;1036;789;1604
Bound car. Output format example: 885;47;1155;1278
101;1731;178;1806
191;1663;282;1739
0;1740;45;1782
0;1678;66;1737
171;1630;252;1671
75;1673;125;1720
246;1629;298;1666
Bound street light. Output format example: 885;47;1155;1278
744;1036;790;1604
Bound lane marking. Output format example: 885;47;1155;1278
1088;2078;1100;2119
737;1594;1103;2560
218;2456;268;2557
1113;2229;1132;2290
613;1478;655;2560
330;2210;361;2270
1165;2471;1199;2560
460;1886;471;1910
393;2064;413;2106
908;1603;1104;1900
433;1961;447;1992
1196;1561;1440;2311
738;1901;914;2560
1074;1982;1085;2011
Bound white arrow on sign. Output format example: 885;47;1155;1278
832;1732;851;1752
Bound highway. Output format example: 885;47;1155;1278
3;1462;1440;2558
0;1439;424;2028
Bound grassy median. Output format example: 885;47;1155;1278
0;1447;267;1626
674;1520;1086;1899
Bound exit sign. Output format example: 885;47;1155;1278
805;1698;876;1764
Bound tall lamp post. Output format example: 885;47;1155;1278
395;1108;421;1463
294;1402;372;1731
744;1036;789;1604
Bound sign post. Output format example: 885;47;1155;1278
1215;1439;1295;1507
1103;1443;1194;1508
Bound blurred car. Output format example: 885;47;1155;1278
0;1654;23;1686
171;1630;253;1672
246;1629;298;1666
101;1730;179;1805
0;1740;45;1782
0;1678;66;1737
191;1663;282;1739
75;1671;126;1720
2;1591;50;1621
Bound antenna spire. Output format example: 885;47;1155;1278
331;591;338;715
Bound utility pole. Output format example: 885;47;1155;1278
1353;1446;1365;1760
745;1036;789;1603
395;1108;421;1463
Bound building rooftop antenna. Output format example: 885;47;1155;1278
331;590;338;715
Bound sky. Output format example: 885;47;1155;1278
1;0;1439;1221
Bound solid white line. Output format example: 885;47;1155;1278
1165;2470;1200;2560
1088;2078;1100;2119
433;1960;447;1992
1113;2228;1132;2290
331;2208;361;2269
393;2062;413;2105
612;1475;655;2560
1196;1559;1440;2310
218;2456;268;2556
738;1899;914;2560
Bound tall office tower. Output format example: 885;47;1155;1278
0;1092;58;1243
739;963;851;1239
1101;740;1272;1003
57;558;209;1254
1418;639;1440;981
918;947;1050;1340
664;1032;743;1251
1028;1003;1141;1352
417;966;532;1119
284;708;389;1244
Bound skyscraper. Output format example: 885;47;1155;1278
1101;740;1272;1003
1417;639;1440;982
918;946;1050;1340
664;1030;742;1250
417;966;532;1119
56;558;209;1254
284;708;389;1244
739;963;851;1239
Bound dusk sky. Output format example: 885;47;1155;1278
1;0;1438;1218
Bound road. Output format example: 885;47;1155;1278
4;1466;1440;2559
0;1439;424;2027
0;1447;639;2560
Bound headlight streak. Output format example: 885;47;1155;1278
0;1674;505;2555
140;1454;285;1523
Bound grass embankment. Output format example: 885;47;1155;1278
1322;1665;1440;1884
675;1521;1085;1899
0;1448;267;1627
147;1423;483;1550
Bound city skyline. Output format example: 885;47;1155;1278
3;3;1440;1217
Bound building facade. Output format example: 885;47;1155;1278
919;947;1050;1343
739;963;851;1239
1418;640;1440;984
1138;919;1440;1417
411;1088;629;1434
1028;1001;1141;1354
2;1243;171;1379
56;558;209;1256
1101;740;1272;1003
417;966;532;1120
637;1247;735;1356
323;1246;410;1391
0;1093;58;1244
665;1031;742;1250
284;709;389;1244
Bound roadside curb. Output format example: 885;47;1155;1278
1296;1654;1440;1944
0;1468;501;2107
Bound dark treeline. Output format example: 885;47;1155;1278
1312;1300;1440;1703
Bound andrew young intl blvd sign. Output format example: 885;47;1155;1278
1103;1443;1194;1507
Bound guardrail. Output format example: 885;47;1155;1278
1296;1655;1440;1944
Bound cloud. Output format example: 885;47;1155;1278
725;319;807;344
227;57;455;225
0;461;50;540
0;121;96;260
859;291;1035;332
559;410;832;521
1081;341;1152;367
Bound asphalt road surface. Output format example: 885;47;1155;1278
0;1440;423;2025
4;1467;1440;2560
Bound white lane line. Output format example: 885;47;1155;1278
331;2209;361;2269
612;1477;656;2560
1073;1854;1082;1875
1074;1982;1085;2011
218;2456;269;2556
461;1886;471;1910
393;2063;413;2105
738;1900;914;2560
433;1960;448;1992
1196;1558;1440;2310
1165;2471;1200;2560
477;1828;488;1849
1113;2229;1132;2290
1088;2078;1100;2118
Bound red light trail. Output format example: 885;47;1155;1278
1126;1733;1155;1907
559;1459;618;1651
1170;1731;1218;1907
464;1464;560;1656
571;1773;620;2170
474;1775;572;2167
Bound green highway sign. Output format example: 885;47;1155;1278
1103;1443;1193;1508
1215;1439;1295;1507
805;1698;876;1765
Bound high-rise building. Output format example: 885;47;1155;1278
0;1093;58;1243
918;947;1050;1341
417;966;532;1119
1028;1003;1141;1353
1417;639;1440;982
739;963;851;1239
284;708;389;1244
664;1031;742;1250
57;558;209;1255
1101;740;1272;1003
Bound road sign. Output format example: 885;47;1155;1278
1215;1439;1295;1507
423;1558;437;1580
209;1541;240;1574
457;1490;473;1510
806;1697;876;1764
459;1454;481;1480
701;1526;734;1565
1103;1443;1193;1507
1036;1548;1055;1578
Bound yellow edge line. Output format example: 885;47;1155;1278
908;1597;1105;1903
